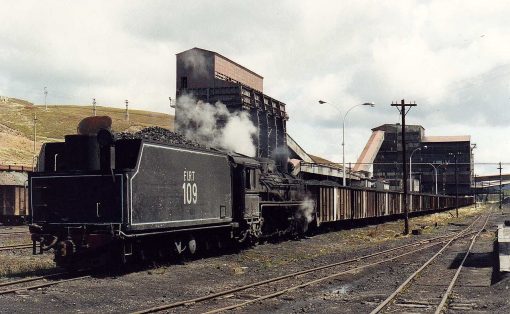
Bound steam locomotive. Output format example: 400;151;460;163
29;117;311;268
29;117;472;268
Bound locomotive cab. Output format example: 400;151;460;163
30;129;128;266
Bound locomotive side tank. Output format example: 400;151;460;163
127;141;233;230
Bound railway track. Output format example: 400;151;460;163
0;243;33;251
0;272;90;295
370;209;492;313
131;212;485;314
0;231;29;236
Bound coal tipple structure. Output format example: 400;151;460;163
175;47;288;159
355;124;472;195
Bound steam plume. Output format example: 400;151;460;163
299;197;315;223
176;95;257;156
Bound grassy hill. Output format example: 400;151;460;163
0;97;174;166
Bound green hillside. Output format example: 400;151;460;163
0;97;174;166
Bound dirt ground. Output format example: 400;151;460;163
0;204;508;313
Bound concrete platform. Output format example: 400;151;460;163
498;223;510;272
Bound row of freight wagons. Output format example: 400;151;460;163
314;186;474;225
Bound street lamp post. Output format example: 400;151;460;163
409;146;426;211
318;100;375;186
474;173;477;208
498;162;503;210
427;163;438;194
471;143;477;208
448;152;460;217
409;146;427;193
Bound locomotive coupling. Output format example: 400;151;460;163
28;224;43;233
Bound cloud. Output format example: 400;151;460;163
0;1;509;174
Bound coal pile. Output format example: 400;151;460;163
115;127;205;148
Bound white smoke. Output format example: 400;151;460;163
176;94;257;157
299;197;316;223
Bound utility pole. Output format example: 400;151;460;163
455;154;458;217
474;174;477;208
169;96;174;128
93;98;97;116
33;113;37;153
481;179;485;204
125;99;129;121
391;99;417;235
349;162;352;185
499;162;503;210
471;143;477;208
44;87;48;110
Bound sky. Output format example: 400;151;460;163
1;0;509;175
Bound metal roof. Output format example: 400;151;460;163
309;155;342;169
372;124;424;132
176;47;264;79
422;135;471;142
354;130;385;172
0;171;28;186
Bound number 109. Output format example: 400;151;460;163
182;183;198;204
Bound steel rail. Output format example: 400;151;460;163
131;218;481;314
0;231;29;236
0;275;90;295
0;244;33;251
202;233;480;314
370;211;489;314
0;272;67;288
434;212;492;313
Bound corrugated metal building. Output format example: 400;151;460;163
355;124;472;195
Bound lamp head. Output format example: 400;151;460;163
362;102;375;107
318;100;327;104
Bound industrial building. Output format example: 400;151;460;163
175;47;362;185
176;47;287;159
354;124;472;195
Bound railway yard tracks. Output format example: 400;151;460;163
0;231;29;236
0;243;33;251
0;272;90;295
0;208;499;313
0;229;32;251
131;211;490;314
371;210;492;313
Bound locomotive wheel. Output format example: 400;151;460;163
216;235;223;250
188;236;197;255
203;238;211;251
